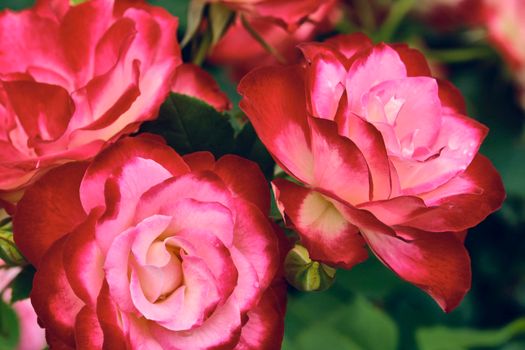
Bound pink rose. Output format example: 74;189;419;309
482;0;525;106
0;0;181;200
208;0;339;79
13;135;285;349
0;260;47;350
239;33;505;311
171;63;231;111
483;0;525;69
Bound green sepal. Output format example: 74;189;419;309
285;244;336;292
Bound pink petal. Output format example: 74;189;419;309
235;280;287;350
80;135;189;214
214;155;271;215
172;64;231;111
392;112;488;195
272;179;368;269
346;44;407;114
62;210;105;305
362;226;471;312
239;65;315;184
74;306;103;350
308;117;370;205
303;50;346;120
335;104;393;200
31;237;84;348
2;80;74;143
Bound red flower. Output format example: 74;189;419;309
239;33;505;312
0;0;181;200
13;135;286;349
208;0;339;79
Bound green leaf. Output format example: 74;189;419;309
285;293;398;350
209;3;234;45
9;265;35;303
416;318;525;350
296;327;364;350
335;295;399;350
181;0;207;47
140;93;235;158
0;298;20;350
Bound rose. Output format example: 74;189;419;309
0;260;47;350
0;0;181;200
482;0;525;106
483;0;525;69
171;63;231;111
239;33;505;311
208;0;338;79
208;0;332;30
13;135;286;349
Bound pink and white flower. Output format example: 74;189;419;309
13;135;286;349
0;0;181;200
239;33;505;311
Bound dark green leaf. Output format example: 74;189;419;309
0;298;20;350
9;265;35;303
234;122;275;180
141;93;235;158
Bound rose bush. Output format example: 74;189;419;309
239;33;505;311
13;135;286;349
0;0;180;201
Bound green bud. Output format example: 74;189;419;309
284;244;336;292
0;221;26;267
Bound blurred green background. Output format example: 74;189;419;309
1;0;524;349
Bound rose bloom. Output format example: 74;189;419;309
209;0;339;79
0;0;180;201
239;33;505;311
0;260;47;350
209;0;331;30
482;0;525;106
13;135;286;349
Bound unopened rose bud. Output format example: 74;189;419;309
284;244;336;292
0;222;26;267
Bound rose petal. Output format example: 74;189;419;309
14;161;87;266
272;179;368;269
239;65;315;183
